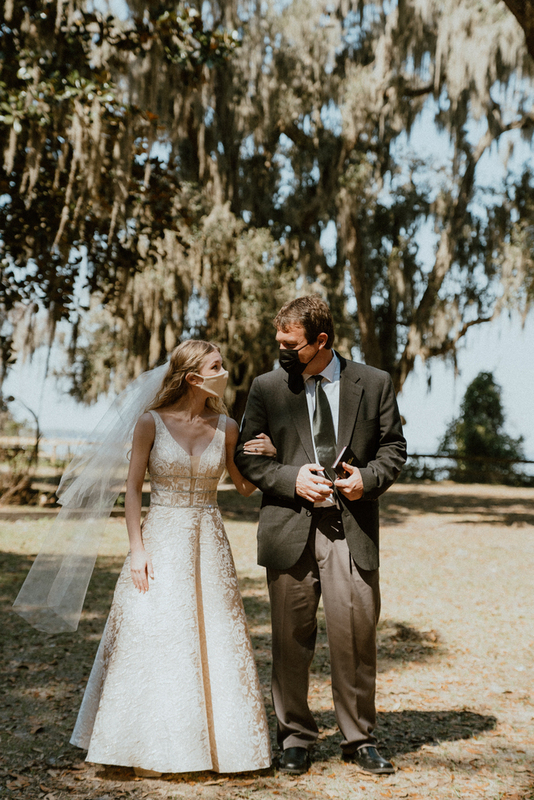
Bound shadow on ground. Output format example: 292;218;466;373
377;618;443;663
378;708;497;756
1;551;449;776
4;483;533;528
218;489;262;521
240;574;445;673
218;485;534;527
219;484;534;528
313;708;497;760
2;542;528;800
380;487;534;527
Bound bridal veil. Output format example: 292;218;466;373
13;363;168;633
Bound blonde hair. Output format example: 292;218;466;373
147;340;228;415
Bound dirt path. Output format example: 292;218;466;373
1;483;533;800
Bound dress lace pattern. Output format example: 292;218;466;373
70;412;271;773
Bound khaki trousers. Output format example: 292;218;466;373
267;507;380;753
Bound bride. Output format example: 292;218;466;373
16;340;275;776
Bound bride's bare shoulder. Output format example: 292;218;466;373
134;412;156;438
225;417;239;440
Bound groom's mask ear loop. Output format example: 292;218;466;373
279;340;319;375
278;333;327;376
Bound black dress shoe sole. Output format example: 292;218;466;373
343;753;395;774
279;751;310;774
279;762;309;774
352;762;395;774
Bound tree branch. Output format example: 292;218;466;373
421;315;495;360
402;82;434;98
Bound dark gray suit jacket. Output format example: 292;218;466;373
235;353;407;572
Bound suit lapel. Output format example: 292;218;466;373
337;356;363;448
283;372;316;462
278;354;363;460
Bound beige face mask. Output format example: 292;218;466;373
191;369;229;399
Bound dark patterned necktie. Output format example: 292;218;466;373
313;375;337;480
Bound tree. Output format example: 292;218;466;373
0;400;37;504
230;0;534;391
2;0;534;411
438;371;527;485
68;201;290;419
502;0;534;60
0;0;239;383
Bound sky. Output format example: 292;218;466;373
4;309;533;465
398;312;534;461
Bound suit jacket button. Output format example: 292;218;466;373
306;509;312;517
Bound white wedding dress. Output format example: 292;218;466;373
71;411;271;774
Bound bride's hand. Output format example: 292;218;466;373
130;549;154;593
243;432;277;458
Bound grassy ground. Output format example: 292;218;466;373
1;483;533;800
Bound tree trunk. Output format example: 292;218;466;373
502;0;534;60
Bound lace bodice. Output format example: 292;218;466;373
148;411;226;509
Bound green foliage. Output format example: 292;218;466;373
65;199;289;419
0;405;36;503
197;203;294;420
0;406;25;437
438;372;529;485
0;0;238;380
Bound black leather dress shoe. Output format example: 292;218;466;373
279;746;310;774
344;745;395;774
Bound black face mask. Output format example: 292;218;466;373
279;341;318;375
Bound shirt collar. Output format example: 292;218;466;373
305;351;340;384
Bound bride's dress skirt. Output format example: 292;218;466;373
70;413;271;774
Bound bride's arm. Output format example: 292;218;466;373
125;413;156;592
225;419;276;497
242;432;277;457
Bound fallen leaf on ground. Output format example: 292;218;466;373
7;778;30;788
30;724;44;734
226;778;256;786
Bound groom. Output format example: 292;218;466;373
235;296;406;775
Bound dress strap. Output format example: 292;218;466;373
216;414;227;446
148;409;165;438
211;414;227;464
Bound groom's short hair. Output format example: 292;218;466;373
274;295;335;349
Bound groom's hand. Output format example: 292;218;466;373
334;462;364;501
296;464;333;503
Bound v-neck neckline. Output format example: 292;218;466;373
154;412;221;459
